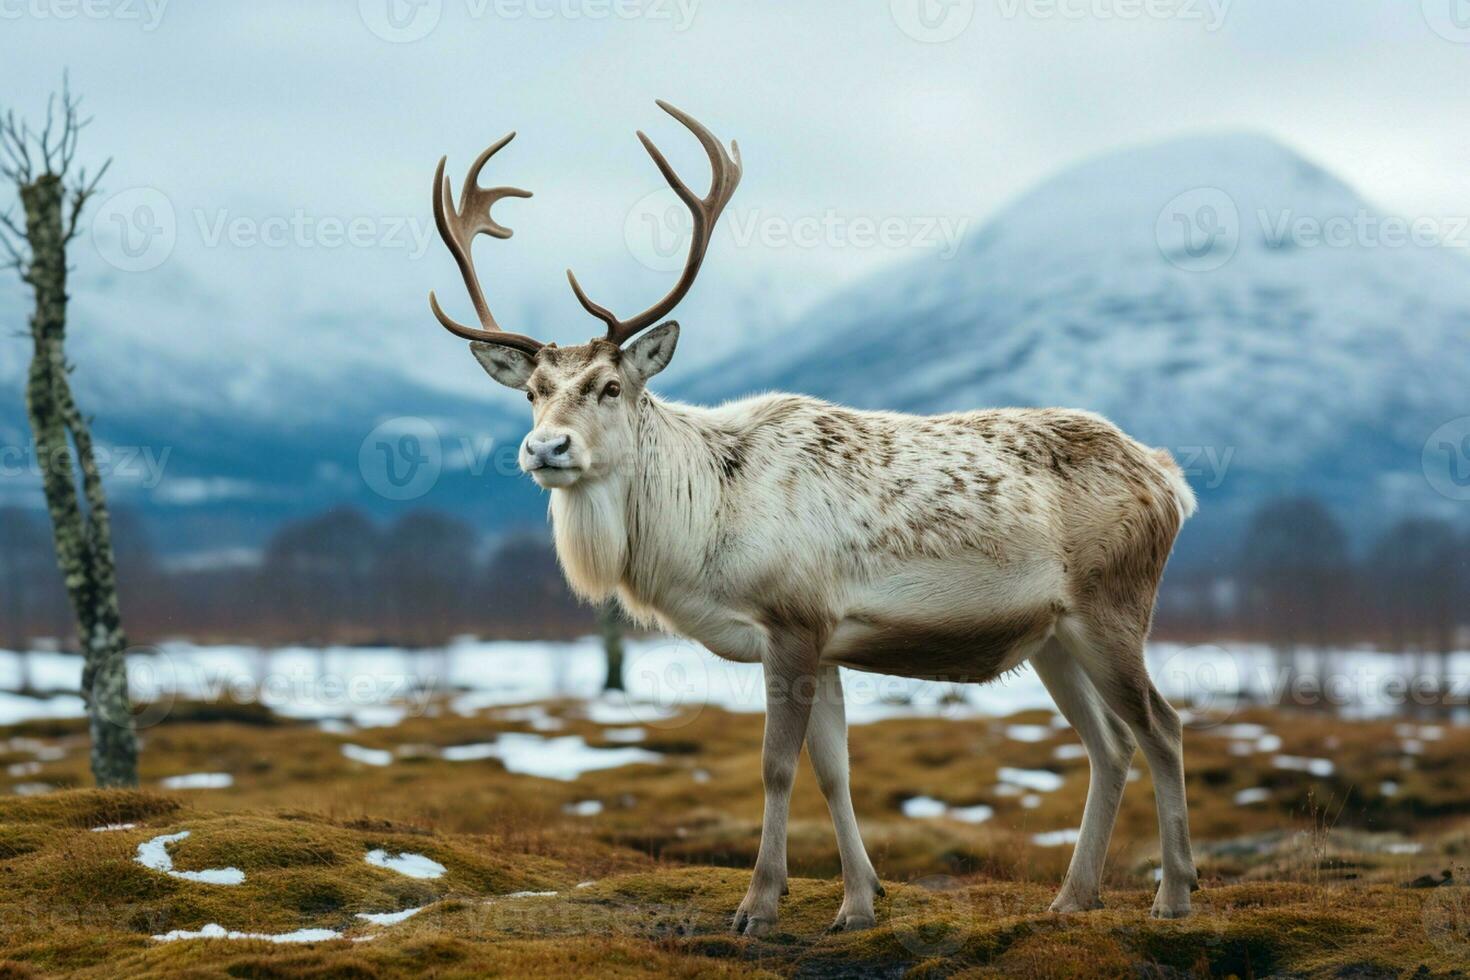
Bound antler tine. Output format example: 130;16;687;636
427;133;545;355
567;101;743;346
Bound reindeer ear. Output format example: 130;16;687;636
470;342;536;390
624;321;679;383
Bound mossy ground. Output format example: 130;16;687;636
1;700;1467;977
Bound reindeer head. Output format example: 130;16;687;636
426;102;741;490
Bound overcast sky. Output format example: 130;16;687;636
3;0;1469;394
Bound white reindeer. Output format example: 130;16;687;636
424;102;1199;933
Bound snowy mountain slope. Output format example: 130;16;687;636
0;284;546;556
681;132;1470;555
5;131;1466;560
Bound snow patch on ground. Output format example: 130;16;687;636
901;796;947;819
364;849;446;880
340;744;393;766
356;907;424;926
562;800;603;816
901;795;994;824
152;923;340;943
1;641;1463;732
92;822;137;832
135;831;245;885
160;773;233;790
1273;755;1335;777
1234;787;1271;806
997;767;1065;793
442;733;660;781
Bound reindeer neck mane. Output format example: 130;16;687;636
548;393;722;616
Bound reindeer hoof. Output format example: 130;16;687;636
1151;879;1194;918
828;912;876;933
1049;892;1103;914
733;911;774;937
1150;904;1192;919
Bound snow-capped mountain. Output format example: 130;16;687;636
682;132;1470;560
5;131;1466;561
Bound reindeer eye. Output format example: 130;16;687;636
526;390;535;402
602;381;622;400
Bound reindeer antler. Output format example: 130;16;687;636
428;133;545;355
566;101;742;346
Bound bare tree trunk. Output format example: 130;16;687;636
599;601;625;693
4;86;138;787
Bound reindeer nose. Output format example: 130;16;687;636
524;432;573;466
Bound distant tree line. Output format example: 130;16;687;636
0;505;593;652
1;497;1465;657
1157;498;1469;658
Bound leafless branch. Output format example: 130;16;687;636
0;207;24;240
38;93;57;174
2;72;95;185
0;110;34;183
4;75;109;247
65;158;110;242
0;207;28;276
55;74;92;178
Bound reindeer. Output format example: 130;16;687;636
423;102;1200;933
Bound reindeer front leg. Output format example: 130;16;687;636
733;646;816;937
806;665;883;931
